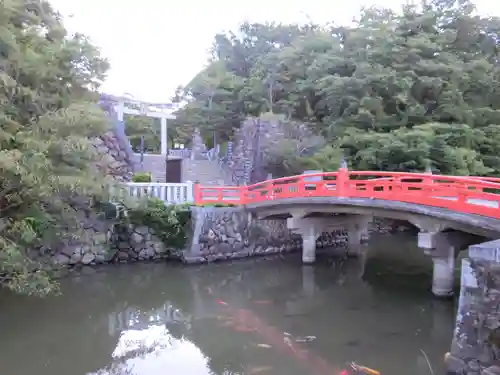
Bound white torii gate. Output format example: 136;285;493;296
114;97;176;155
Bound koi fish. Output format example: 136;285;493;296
351;363;381;375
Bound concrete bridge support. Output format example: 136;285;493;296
288;214;371;264
447;240;500;375
300;221;320;264
346;216;370;257
418;231;476;298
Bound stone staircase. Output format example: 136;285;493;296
182;159;231;185
132;153;166;182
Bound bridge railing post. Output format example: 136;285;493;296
185;180;194;203
456;181;468;204
418;165;434;197
266;180;275;200
337;167;350;197
240;185;248;204
194;183;202;205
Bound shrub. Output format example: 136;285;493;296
120;198;191;250
132;172;152;182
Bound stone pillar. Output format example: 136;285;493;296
289;214;372;264
302;224;319;264
431;248;455;298
288;216;321;264
448;239;500;375
161;117;168;155
115;100;124;122
346;216;371;257
418;231;477;298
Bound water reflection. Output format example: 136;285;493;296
92;326;212;375
108;301;192;336
0;233;454;375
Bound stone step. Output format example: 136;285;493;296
182;159;230;185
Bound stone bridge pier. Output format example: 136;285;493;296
287;213;371;264
287;211;486;300
418;230;479;298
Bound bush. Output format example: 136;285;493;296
120;198;191;250
132;172;152;182
0;0;112;296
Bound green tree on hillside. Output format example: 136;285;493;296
124;115;161;153
173;0;500;176
0;0;111;295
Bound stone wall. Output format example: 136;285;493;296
229;115;324;184
39;128;136;266
33;122;137;267
93;130;134;182
50;223;170;267
448;240;500;375
183;206;413;264
45;205;412;268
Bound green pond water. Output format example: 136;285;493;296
0;232;457;375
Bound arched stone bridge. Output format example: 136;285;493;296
195;169;500;374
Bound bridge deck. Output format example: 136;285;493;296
436;197;498;208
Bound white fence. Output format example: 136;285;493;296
126;182;194;204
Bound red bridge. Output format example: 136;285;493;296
194;168;500;219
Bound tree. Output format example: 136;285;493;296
174;0;500;176
124;115;161;153
1;0;111;295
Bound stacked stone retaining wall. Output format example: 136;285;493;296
448;239;500;375
184;206;413;264
45;207;413;267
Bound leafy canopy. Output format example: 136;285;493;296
173;0;500;176
1;0;110;295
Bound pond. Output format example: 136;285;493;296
0;232;456;375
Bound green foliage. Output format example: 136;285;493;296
173;1;500;176
122;199;192;250
0;0;111;295
132;172;152;183
301;145;344;172
124;115;161;153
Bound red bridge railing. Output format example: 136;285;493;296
194;169;500;219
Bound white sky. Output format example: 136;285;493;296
49;0;499;103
